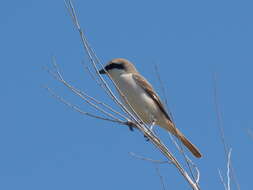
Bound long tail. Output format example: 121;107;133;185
175;128;202;158
166;121;202;158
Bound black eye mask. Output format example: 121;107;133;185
99;63;125;74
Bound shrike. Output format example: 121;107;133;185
99;58;202;158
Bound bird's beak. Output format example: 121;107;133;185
99;68;106;74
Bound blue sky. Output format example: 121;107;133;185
1;0;253;189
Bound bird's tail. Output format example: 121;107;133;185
166;121;202;158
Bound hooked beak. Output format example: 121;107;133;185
99;68;106;74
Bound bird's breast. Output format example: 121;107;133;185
114;74;160;124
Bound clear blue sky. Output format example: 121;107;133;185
1;0;253;189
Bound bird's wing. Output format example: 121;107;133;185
132;74;172;122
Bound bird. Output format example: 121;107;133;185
99;58;202;158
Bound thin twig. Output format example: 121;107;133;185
154;64;171;118
129;152;167;190
227;149;232;190
82;63;130;120
129;152;170;164
47;60;126;123
213;73;228;156
219;170;228;190
213;73;240;190
154;63;200;184
45;86;123;123
168;132;199;184
83;63;102;88
185;155;201;184
154;164;166;190
218;148;232;190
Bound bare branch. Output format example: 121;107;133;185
45;86;123;124
47;60;127;123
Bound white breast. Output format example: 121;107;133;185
113;73;161;124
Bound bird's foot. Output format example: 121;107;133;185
125;121;136;132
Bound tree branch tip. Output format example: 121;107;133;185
129;152;171;164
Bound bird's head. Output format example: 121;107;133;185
99;58;138;78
